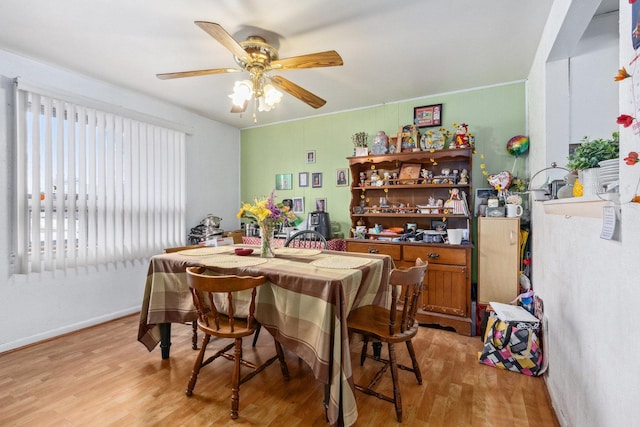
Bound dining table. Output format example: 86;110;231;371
137;244;394;427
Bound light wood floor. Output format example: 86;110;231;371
0;315;558;426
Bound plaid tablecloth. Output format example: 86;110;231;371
137;245;393;427
241;236;346;251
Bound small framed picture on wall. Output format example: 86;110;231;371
292;197;305;213
275;173;293;190
306;150;316;164
336;168;348;186
312;172;322;188
299;172;309;187
315;198;327;212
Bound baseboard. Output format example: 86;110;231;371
0;306;140;354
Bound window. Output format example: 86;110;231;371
14;83;186;273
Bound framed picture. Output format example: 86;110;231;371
336;168;348;186
413;104;443;128
315;198;327;212
398;163;421;184
292;197;305;214
299;172;309;187
431;220;447;232
312;172;323;188
276;173;292;190
306;150;316;164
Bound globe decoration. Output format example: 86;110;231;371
506;135;529;157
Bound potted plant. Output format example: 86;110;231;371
566;132;619;196
566;132;619;171
352;132;368;156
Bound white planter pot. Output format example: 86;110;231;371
578;168;599;196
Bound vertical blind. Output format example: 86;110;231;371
15;83;186;274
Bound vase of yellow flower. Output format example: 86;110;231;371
237;190;298;258
259;222;276;258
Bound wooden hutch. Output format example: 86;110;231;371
345;148;474;335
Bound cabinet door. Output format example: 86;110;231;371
423;263;468;316
478;217;520;304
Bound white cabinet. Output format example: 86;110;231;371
478;217;521;304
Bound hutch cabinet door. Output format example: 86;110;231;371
423;263;468;317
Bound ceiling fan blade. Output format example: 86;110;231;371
156;68;240;80
271;50;343;71
194;21;249;61
269;75;326;109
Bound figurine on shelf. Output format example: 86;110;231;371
454;123;471;148
370;169;383;186
420;168;430;184
391;171;399;185
371;131;389;155
445;188;466;214
383;171;391;185
459;168;469;184
359;171;366;187
428;195;436;206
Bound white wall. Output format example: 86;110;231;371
0;49;241;352
529;1;640;426
570;12;620;144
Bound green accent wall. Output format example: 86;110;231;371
240;81;528;239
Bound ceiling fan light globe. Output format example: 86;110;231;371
258;96;274;112
229;80;253;106
263;84;283;105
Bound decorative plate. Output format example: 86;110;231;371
420;130;445;151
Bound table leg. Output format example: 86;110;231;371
373;342;382;359
159;323;171;359
323;384;330;422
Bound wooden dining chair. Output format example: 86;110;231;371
251;229;329;347
185;266;290;420
347;258;427;422
163;245;202;349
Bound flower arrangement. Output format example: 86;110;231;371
510;177;529;193
505;194;523;206
237;190;297;257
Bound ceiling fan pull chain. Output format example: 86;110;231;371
253;97;258;124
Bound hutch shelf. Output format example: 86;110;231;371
345;148;474;335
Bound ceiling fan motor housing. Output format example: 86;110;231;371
235;36;279;70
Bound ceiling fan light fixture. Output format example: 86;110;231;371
229;80;252;107
259;83;283;112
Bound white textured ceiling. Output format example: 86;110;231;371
0;0;560;129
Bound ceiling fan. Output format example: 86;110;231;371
156;21;343;113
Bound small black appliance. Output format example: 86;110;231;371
307;211;332;239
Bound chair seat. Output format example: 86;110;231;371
197;315;256;339
348;306;419;344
